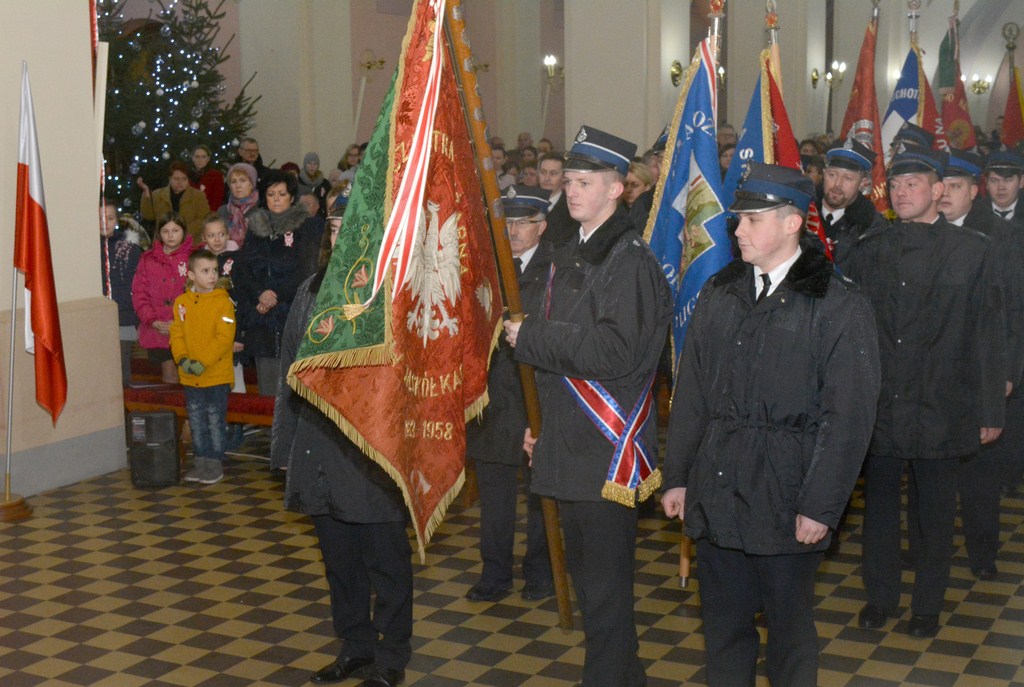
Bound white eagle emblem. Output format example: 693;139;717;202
404;200;462;345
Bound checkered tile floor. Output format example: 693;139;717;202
1;430;1023;686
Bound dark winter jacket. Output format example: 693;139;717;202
960;204;1024;389
846;217;1006;459
271;272;407;523
232;205;312;359
514;207;673;501
101;231;141;327
467;242;553;466
664;243;880;554
820;191;886;272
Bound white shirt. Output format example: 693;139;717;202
517;244;539;272
753;247;802;300
548;190;562;209
821;204;846;224
993;199;1018;220
949;213;967;227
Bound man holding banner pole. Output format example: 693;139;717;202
503;125;672;687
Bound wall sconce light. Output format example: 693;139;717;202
359;49;385;74
670;60;683;87
811;60;846;90
717;65;726;86
970;73;993;95
544;54;563;84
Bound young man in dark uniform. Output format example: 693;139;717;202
662;163;880;687
849;144;1006;638
465;185;554;602
977;149;1024;229
935;149;1024;575
503;126;673;687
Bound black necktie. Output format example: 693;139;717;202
756;273;771;303
513;257;523;275
825;213;834;225
996;209;1012;219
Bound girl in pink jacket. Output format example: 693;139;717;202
132;212;194;383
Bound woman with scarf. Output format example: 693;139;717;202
216;163;260;250
233;168;323;396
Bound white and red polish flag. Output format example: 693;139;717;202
15;62;66;424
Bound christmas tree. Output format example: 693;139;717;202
98;0;259;214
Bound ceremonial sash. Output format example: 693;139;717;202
561;374;661;507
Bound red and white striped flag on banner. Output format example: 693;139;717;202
15;62;67;424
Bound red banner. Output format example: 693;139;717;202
290;0;501;559
840;13;888;212
1003;67;1024;148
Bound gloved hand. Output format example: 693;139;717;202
181;359;206;376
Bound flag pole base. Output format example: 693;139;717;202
0;494;32;522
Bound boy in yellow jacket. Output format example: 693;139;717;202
170;249;237;484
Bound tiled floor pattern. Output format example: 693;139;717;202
1;431;1023;687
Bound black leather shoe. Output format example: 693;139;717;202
972;565;998;581
310;656;374;684
522;583;555;600
360;666;405;687
466;581;511;601
907;614;939;638
858;604;891;629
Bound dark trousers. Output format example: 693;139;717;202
476;461;552;589
560;500;645;687
862;455;958;616
696;539;822;687
959;450;1001;570
312;516;413;671
183;384;229;461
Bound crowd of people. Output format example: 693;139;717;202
100;121;1024;687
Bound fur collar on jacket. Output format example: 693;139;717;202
578;206;636;265
714;239;833;299
247;205;309;240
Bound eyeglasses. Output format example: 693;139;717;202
506;219;543;229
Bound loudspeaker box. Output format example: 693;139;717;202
128;411;179;488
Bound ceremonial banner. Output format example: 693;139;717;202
643;38;730;380
840;8;888;212
937;16;976;149
722;61;768;208
288;0;503;558
15;63;67;424
882;48;948;160
1003;67;1024;148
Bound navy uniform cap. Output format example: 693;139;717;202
944;148;984;179
652;125;670;153
892;122;935;148
501;185;551;218
985;149;1024;175
888;143;948;177
825;139;876;173
564;125;637;176
730;162;816;214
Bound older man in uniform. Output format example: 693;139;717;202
819;139;885;270
849;144;1006;638
503;125;672;687
465;185;554;603
662;163;880;687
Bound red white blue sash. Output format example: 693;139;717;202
561;374;661;506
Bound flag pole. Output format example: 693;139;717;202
2;267;32;522
908;0;921;47
443;0;573;631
